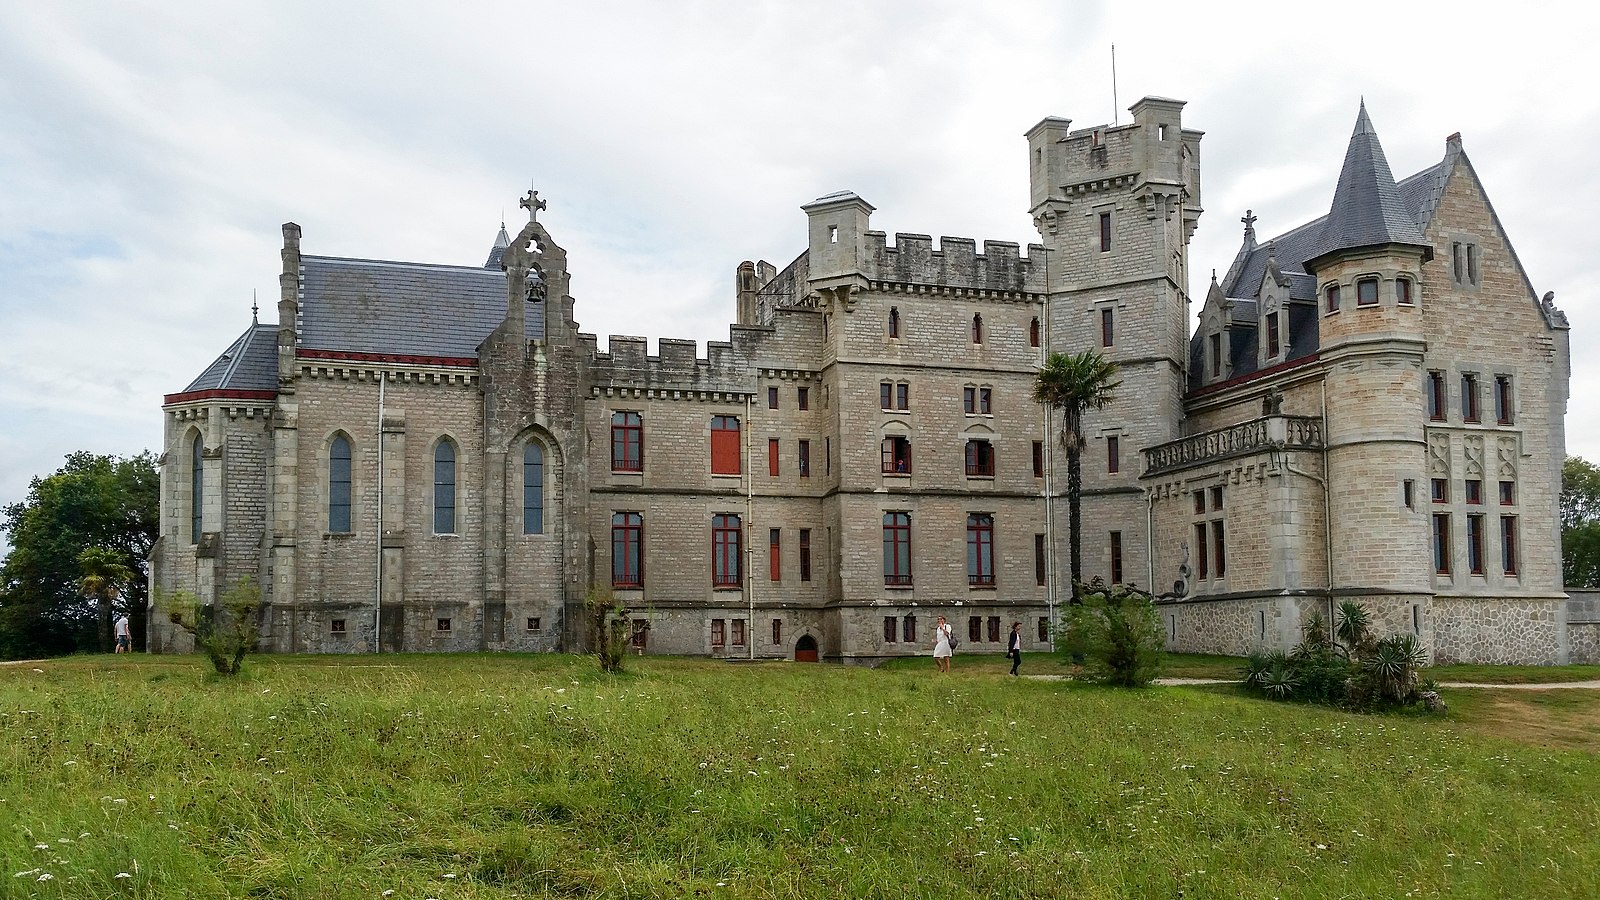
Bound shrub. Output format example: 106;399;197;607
157;577;261;676
584;587;632;674
1057;579;1164;686
1240;602;1436;713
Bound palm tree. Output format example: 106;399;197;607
1032;350;1120;602
79;547;132;653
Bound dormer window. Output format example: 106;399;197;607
1356;278;1379;306
1266;313;1280;358
1208;333;1222;378
1324;284;1341;313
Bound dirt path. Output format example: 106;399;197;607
1025;675;1600;690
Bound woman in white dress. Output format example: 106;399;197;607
933;615;953;673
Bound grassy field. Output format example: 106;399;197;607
2;654;1598;899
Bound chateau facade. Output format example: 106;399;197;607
151;97;1588;664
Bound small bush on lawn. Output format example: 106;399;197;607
1241;603;1441;712
157;577;262;676
1057;578;1164;686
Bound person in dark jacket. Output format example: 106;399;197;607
1007;622;1023;676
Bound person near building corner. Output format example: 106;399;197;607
1007;622;1023;676
933;615;953;673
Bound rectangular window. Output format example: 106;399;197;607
967;513;995;586
1033;441;1044;478
1193;492;1205;515
1462;374;1479;423
1499;481;1515;506
772;619;782;644
433;443;456;535
1356;278;1379;306
712;619;725;647
1467;243;1480;285
1433;513;1451;575
1266;312;1279;357
732;619;746;647
611;512;643;588
881;436;912;474
1038;617;1049;643
969;616;982;642
965;440;995;477
880;382;893;410
883;512;912;585
527;617;542;632
963;386;976;414
611;411;643;472
883;617;897;643
1035;533;1047;586
329;437;352;533
437;618;452;632
767;386;779;409
1195;522;1209;579
330;618;346;634
1427;372;1445;421
979;387;992;415
988;616;1001;643
1210;486;1223;511
798;387;809;410
1494;375;1513;424
1467;514;1485;575
1431;478;1448;504
712;514;742;587
769;528;781;582
711;416;741;475
1209;332;1222;377
1325;284;1341;313
1099;211;1112;252
1213;521;1226;579
1396;278;1414;305
1501;516;1519;575
768;438;780;477
1452;242;1465;284
1466;479;1483;505
1101;308;1114;348
798;440;811;477
903;615;917;643
1404;479;1415;510
799;529;812;581
1107;436;1120;474
1110;530;1123;584
896;383;909;411
825;437;831;476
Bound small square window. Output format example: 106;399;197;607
527;616;541;631
437;618;452;632
1356;278;1379;306
330;618;346;634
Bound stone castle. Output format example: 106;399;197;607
151;96;1592;664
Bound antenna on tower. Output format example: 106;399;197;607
1111;43;1119;126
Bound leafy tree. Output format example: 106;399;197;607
585;586;632;674
1056;578;1163;686
1032;351;1120;601
0;452;158;658
159;577;261;676
78;547;133;652
1561;456;1600;588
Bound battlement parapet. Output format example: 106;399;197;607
590;333;755;396
860;231;1045;294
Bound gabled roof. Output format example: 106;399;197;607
181;323;279;393
297;254;540;359
1310;102;1428;263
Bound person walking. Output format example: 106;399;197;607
1007;622;1023;676
114;612;131;654
933;615;953;673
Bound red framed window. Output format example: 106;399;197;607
711;415;741;475
1396;278;1414;305
1499;481;1515;506
1195;522;1209;579
1465;479;1483;505
965;440;995;477
881;436;912;474
711;619;725;647
1494;375;1513;424
883;512;912;585
769;528;781;582
1431;478;1448;504
768;438;780;477
1101;308;1114;347
611;512;643;587
712;514;742;587
1427;372;1445;421
1461;373;1479;423
1467;514;1485;575
799;528;812;581
1213;521;1226;578
1107;436;1120;474
967;513;995;586
1433;513;1451;575
1325;284;1341;313
611;412;643;472
1501;516;1519;575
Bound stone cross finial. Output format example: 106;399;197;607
1241;209;1257;239
520;184;547;223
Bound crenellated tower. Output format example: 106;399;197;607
1025;96;1203;593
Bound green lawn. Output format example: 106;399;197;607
2;654;1597;898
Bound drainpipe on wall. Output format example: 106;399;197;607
1040;242;1058;641
375;373;385;653
746;391;755;660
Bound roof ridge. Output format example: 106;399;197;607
302;254;505;274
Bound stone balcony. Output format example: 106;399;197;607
1143;414;1323;477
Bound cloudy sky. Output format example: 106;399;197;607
2;1;1596;552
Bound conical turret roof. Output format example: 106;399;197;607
1312;101;1428;263
484;223;512;269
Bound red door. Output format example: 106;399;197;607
795;634;819;662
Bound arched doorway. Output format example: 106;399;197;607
794;634;819;662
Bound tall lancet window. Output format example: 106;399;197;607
190;432;204;543
523;443;545;534
329;435;352;533
434;440;457;534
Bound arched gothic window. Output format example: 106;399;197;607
971;314;983;344
434;439;457;534
523;443;545;534
1029;316;1041;348
190;431;204;543
888;307;900;338
329;435;352;533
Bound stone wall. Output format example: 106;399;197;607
1432;596;1565;664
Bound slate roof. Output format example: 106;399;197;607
297;254;539;358
484;224;511;269
1311;102;1428;262
182;323;279;393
